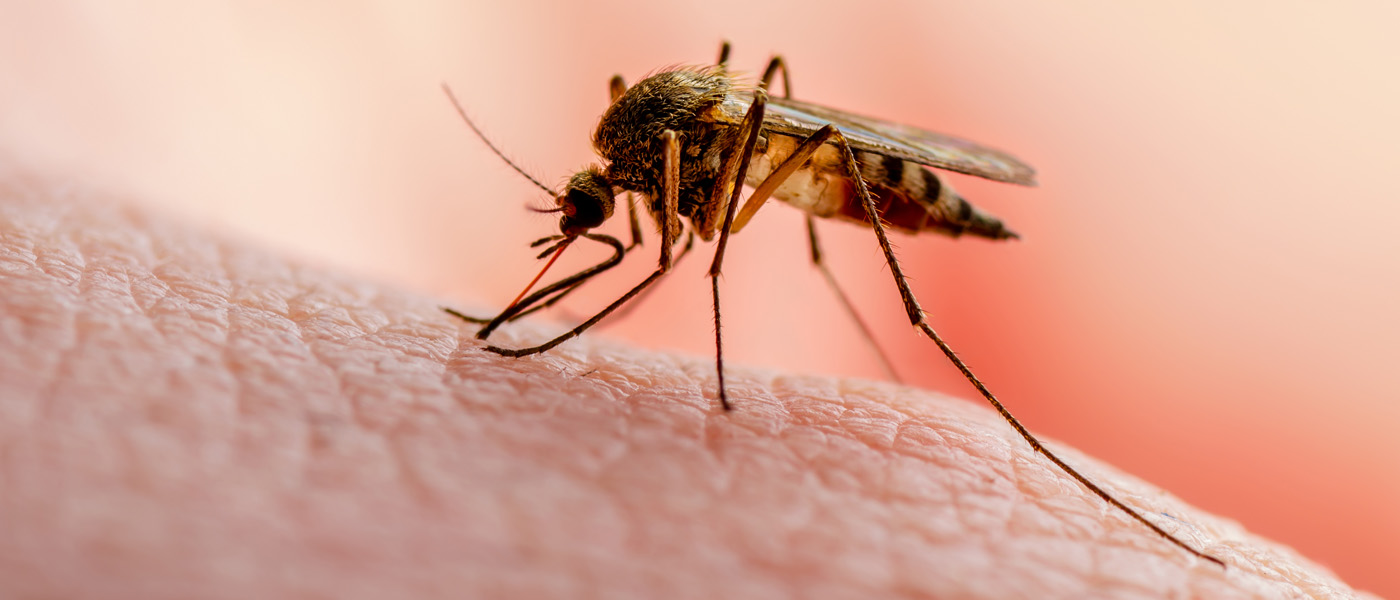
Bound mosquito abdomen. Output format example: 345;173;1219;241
749;137;1017;240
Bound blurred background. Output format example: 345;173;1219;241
2;1;1396;594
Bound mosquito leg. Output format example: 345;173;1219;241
446;237;597;325
570;229;698;327
828;130;1224;566
731;123;835;233
805;216;903;382
484;130;683;358
473;236;615;334
705;90;769;411
678;228;696;259
445;233;626;329
482;233;628;327
441;308;491;325
759;55;792;99
622;192;644;250
713;116;880;404
720;44;790;99
485;268;667;357
605;77;646;250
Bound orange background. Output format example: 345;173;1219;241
3;2;1397;595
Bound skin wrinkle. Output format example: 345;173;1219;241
13;200;985;598
761;383;996;589
0;168;1380;598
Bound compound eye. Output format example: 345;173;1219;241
561;188;605;231
558;170;615;236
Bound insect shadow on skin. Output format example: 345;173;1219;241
442;41;1224;567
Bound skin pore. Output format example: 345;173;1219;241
0;165;1368;598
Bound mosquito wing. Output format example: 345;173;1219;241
713;91;1037;186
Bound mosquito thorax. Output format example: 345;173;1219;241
558;169;615;236
593;68;732;166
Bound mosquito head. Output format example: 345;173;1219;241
557;168;616;237
497;168;613;314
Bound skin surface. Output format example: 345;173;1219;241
0;166;1373;599
4;6;1398;593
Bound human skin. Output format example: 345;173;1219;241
0;167;1370;598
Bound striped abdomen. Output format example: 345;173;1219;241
745;135;1017;239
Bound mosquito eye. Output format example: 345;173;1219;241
561;188;605;231
558;170;615;236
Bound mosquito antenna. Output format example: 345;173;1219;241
442;83;553;195
505;236;575;312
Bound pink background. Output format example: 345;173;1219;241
4;2;1397;595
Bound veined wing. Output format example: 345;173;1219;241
712;92;1037;186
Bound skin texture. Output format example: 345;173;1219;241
0;165;1373;599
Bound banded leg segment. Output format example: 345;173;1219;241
828;129;1224;567
705;87;770;411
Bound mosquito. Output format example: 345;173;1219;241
443;42;1222;567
